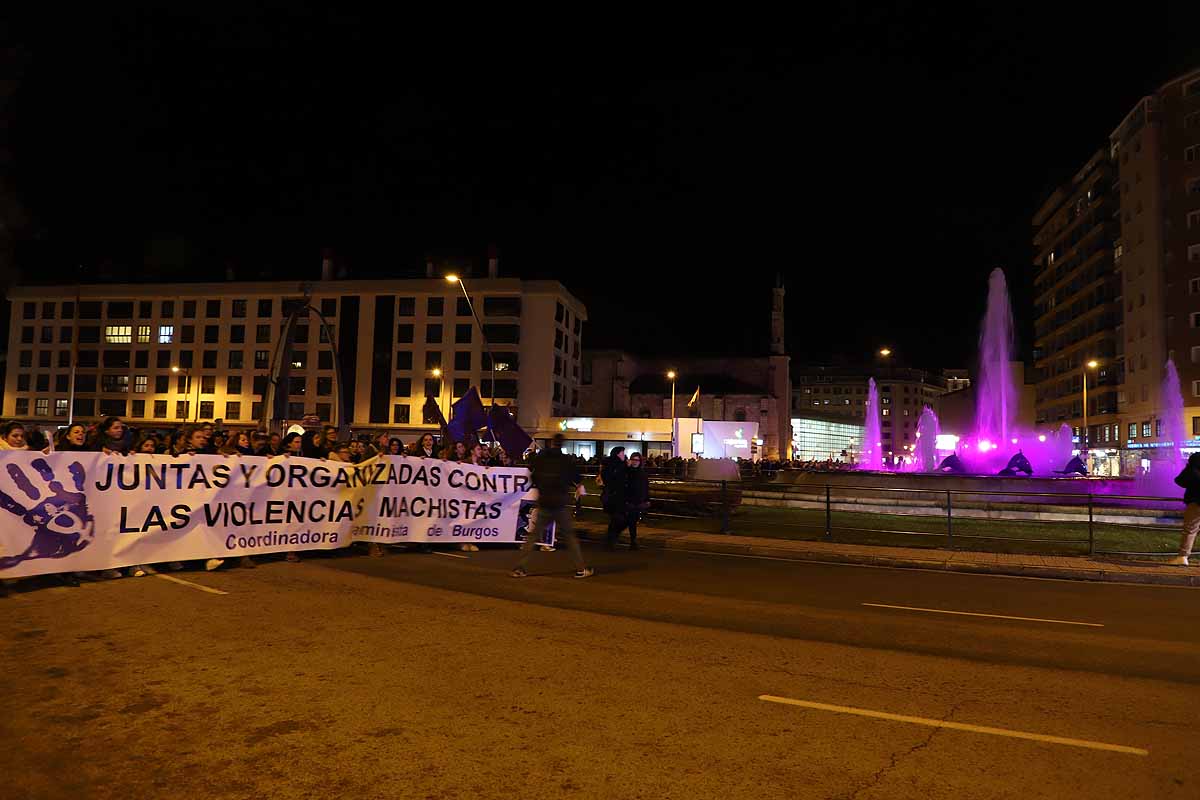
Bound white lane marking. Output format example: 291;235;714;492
433;551;470;559
758;695;1148;756
154;573;228;595
861;602;1103;627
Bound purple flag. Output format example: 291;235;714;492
488;405;532;457
446;387;488;442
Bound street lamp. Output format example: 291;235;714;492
879;348;892;358
1082;359;1099;454
431;368;445;424
667;370;677;456
446;274;496;433
172;366;199;422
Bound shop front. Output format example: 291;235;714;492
539;417;674;460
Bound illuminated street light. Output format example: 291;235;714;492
1083;360;1100;452
879;348;892;357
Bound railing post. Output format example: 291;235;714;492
825;485;832;541
1087;494;1095;555
719;480;731;534
946;490;953;549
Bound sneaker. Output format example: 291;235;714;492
460;543;480;552
1169;555;1190;566
128;565;151;577
239;556;256;569
537;544;555;552
100;569;123;580
204;559;224;571
509;568;528;578
286;552;301;563
574;568;595;579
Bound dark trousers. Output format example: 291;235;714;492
605;511;629;548
627;511;639;548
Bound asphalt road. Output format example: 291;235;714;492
3;542;1198;799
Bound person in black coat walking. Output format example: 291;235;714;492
624;452;651;550
600;446;629;550
1172;451;1200;565
510;433;593;578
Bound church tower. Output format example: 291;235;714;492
770;274;785;356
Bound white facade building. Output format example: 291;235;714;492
5;277;586;437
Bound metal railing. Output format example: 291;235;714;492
574;473;1184;558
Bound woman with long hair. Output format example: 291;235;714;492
88;417;131;455
132;433;160;454
55;423;88;452
388;437;404;455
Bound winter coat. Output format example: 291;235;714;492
625;466;650;512
1174;453;1200;504
530;447;581;509
600;457;629;514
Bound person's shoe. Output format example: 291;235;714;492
239;556;256;569
460;543;480;552
100;569;123;580
368;543;385;558
574;568;595;579
1169;555;1190;566
128;565;150;577
286;552;301;563
167;562;184;571
509;568;528;578
204;559;224;571
537;544;555;552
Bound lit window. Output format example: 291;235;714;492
134;376;148;393
105;325;132;343
137;325;152;343
54;399;68;417
35;398;48;416
158;325;175;343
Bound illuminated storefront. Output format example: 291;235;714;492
791;415;864;462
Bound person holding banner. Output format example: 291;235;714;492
511;433;593;579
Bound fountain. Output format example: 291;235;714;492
914;406;939;472
975;268;1016;446
861;378;883;470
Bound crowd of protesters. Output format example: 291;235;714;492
0;416;565;595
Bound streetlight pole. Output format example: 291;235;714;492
446;274;496;437
172;366;196;422
432;368;445;424
1082;359;1099;455
667;370;677;457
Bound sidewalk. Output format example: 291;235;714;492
573;520;1200;587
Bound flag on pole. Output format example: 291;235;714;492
687;386;700;407
447;387;488;442
422;395;447;430
488;404;532;458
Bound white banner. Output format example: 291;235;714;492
0;452;532;578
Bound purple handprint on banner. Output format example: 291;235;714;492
0;458;94;570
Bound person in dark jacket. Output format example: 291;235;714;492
624;452;651;550
600;446;629;550
1172;452;1200;565
511;433;593;578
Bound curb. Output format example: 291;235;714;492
573;524;1200;588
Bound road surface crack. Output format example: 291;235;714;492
837;702;961;800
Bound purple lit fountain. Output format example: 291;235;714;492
861;378;883;470
975;268;1017;447
1158;359;1187;484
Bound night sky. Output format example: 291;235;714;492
5;6;1197;370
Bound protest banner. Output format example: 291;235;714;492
0;452;531;578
